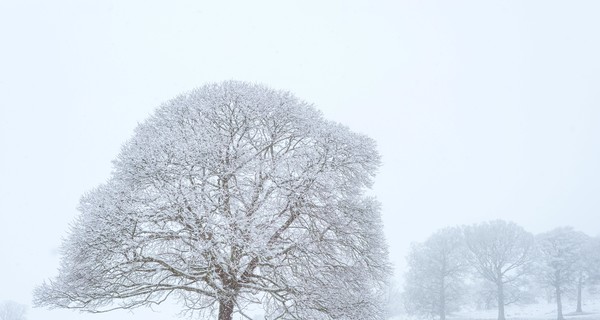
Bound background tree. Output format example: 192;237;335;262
585;236;600;300
470;274;537;311
464;220;534;320
403;227;469;320
34;81;390;320
0;301;26;320
383;279;403;319
573;233;599;313
535;227;588;320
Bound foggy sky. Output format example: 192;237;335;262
1;1;599;319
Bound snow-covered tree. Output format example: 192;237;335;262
535;227;588;320
573;233;600;313
464;220;534;320
470;273;537;311
34;81;390;320
403;227;469;320
383;279;403;318
0;301;26;320
585;236;600;298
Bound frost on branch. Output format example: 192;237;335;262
34;81;390;320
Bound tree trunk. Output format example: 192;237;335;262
218;299;234;320
556;285;563;320
439;277;446;320
497;280;505;320
576;275;583;313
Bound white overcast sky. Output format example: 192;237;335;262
1;1;599;319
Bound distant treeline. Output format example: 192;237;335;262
402;220;600;320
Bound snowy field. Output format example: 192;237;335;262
390;299;600;320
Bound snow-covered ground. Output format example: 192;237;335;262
390;298;600;320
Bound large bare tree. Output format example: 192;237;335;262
34;81;390;320
464;220;534;320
